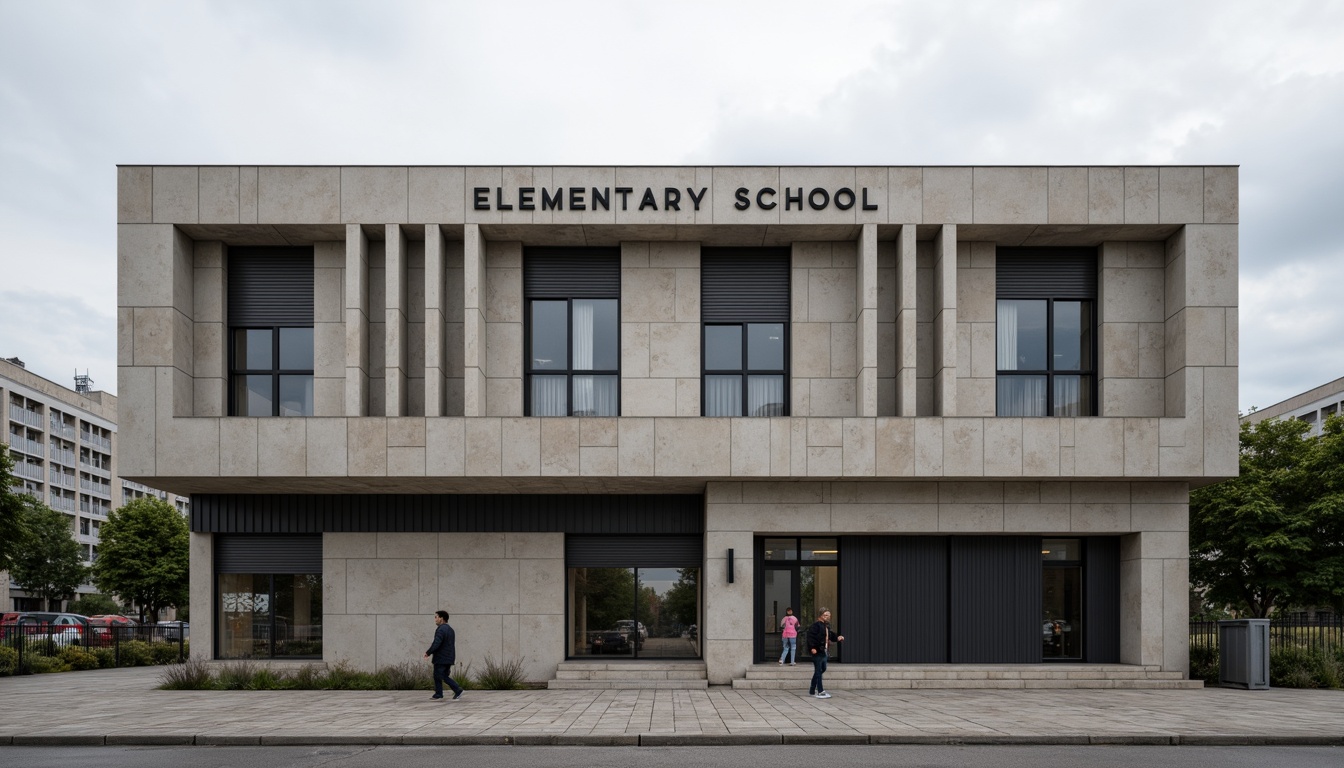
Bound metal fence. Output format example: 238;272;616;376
1190;616;1343;654
2;623;189;673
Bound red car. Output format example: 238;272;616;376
87;615;139;646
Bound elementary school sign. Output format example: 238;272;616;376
472;184;881;213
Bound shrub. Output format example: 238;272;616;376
159;660;215;690
150;642;185;665
117;640;154;667
247;668;284;690
286;664;326;690
324;662;381;690
1189;644;1218;682
91;648;116;669
380;662;433;690
59;646;100;671
474;655;527;690
215;660;259;690
25;654;69;674
0;646;16;676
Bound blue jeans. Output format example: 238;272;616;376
433;663;463;696
779;637;797;663
809;651;828;694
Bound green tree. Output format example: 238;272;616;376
67;593;122;617
662;568;699;628
0;446;32;572
1298;415;1344;613
11;501;87;611
1189;416;1343;617
91;497;189;623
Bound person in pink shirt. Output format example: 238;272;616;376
778;606;800;665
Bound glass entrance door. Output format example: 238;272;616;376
758;538;839;663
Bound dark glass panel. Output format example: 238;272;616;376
801;538;839;561
997;375;1047;417
574;299;619;371
1041;538;1082;561
235;328;273;370
996;299;1047;370
747;323;785;370
234;375;273;417
1043;566;1083;659
279;327;314;370
704;325;742;370
763;538;797;561
530;301;568;370
278;375;314;417
570;567;636;657
273;574;322;657
637;567;699;658
1052;301;1090;371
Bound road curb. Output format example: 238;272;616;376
1;732;1343;747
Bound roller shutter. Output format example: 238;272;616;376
215;534;322;574
701;248;791;323
524;248;621;298
227;247;314;326
996;248;1097;299
566;535;703;568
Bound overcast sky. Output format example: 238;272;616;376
1;0;1341;413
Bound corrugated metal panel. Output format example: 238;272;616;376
191;494;704;534
840;536;948;663
215;534;322;573
701;248;790;322
996;248;1097;299
1085;536;1121;663
950;537;1041;663
524;248;621;298
227;248;314;326
566;535;703;568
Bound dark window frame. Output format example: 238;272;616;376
701;322;790;417
1041;537;1085;662
227;326;314;417
523;298;621;417
995;248;1098;417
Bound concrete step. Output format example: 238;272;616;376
732;677;1203;690
547;679;710;690
555;668;709;681
557;661;707;672
743;664;1183;681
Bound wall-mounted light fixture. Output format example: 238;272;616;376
727;548;735;584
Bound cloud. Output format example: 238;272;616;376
0;290;116;394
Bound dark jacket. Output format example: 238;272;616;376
805;620;839;655
426;622;456;665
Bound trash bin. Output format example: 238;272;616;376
1218;619;1270;689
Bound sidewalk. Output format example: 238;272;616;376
1;666;1342;746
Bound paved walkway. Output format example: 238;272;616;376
1;667;1342;746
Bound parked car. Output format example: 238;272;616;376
87;615;139;646
615;619;648;642
3;613;90;645
157;620;190;642
589;629;632;655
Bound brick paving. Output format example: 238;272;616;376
1;666;1342;746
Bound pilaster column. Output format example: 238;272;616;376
424;225;447;417
384;224;408;416
344;224;369;416
933;224;958;415
463;224;487;417
896;224;918;416
856;224;878;417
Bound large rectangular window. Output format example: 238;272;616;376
227;248;314;417
996;249;1097;417
525;248;620;416
702;249;790;417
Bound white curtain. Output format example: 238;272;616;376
532;376;567;416
573;375;618;416
705;375;742;417
747;375;785;417
571;301;596;414
1054;376;1081;417
997;301;1018;370
997;376;1047;417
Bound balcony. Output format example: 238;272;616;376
9;404;43;429
49;470;76;489
80;477;112;497
50;422;77;440
48;444;76;465
13;462;44;481
8;433;45;457
48;495;76;513
79;457;111;477
80;431;112;451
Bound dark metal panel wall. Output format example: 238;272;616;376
523;248;621;298
949;537;1042;663
701;248;791;322
840;536;948;663
996;248;1098;299
1084;537;1121;663
215;534;322;573
192;494;704;535
566;535;703;568
227;248;315;326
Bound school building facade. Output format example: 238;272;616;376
116;165;1238;687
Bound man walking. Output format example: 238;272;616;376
805;608;843;699
424;609;464;700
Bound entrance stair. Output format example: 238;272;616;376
548;660;709;690
732;663;1202;690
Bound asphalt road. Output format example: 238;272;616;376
2;745;1341;768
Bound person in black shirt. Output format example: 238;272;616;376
424;609;464;700
805;608;843;698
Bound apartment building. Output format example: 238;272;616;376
2;357;187;610
117;165;1238;688
1242;376;1344;436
